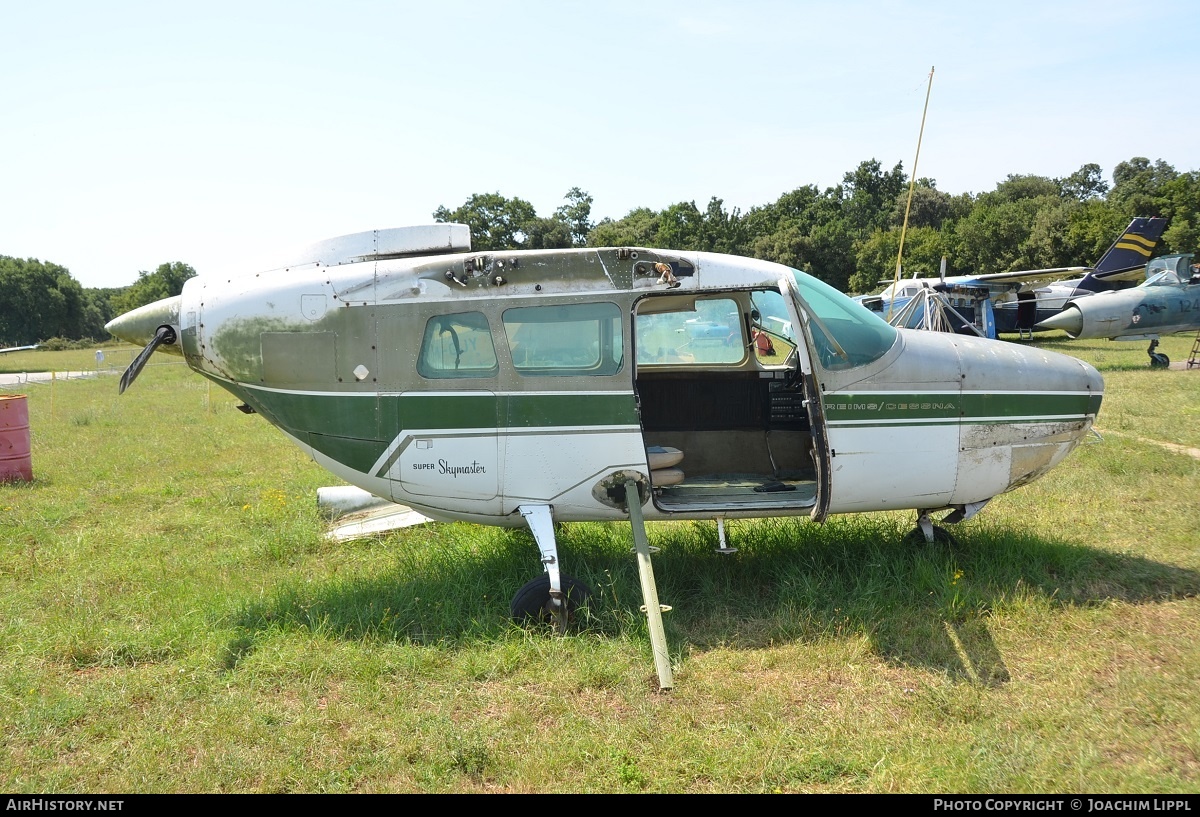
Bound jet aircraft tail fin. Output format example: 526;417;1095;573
1075;217;1168;293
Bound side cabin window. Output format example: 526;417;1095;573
748;289;797;364
791;270;897;369
635;297;745;365
417;311;498;379
502;302;624;376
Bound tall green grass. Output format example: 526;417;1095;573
1;334;1197;793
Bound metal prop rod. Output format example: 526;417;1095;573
625;479;674;690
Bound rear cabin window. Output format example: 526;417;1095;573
417;311;498;379
502;302;624;376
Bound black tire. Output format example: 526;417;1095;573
510;574;592;627
1151;353;1170;368
903;525;959;547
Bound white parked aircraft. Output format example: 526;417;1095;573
106;224;1104;686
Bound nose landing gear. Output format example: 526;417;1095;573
1148;339;1170;369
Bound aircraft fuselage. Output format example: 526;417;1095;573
107;227;1103;529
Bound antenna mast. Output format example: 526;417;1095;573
888;66;934;321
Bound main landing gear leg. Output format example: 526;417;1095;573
513;505;591;632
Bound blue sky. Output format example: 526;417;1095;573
4;0;1198;288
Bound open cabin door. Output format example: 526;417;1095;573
631;287;827;517
1015;291;1038;333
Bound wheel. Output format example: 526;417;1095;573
510;574;592;629
903;525;959;547
1150;353;1170;368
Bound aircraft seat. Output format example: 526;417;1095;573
650;467;685;487
647;445;685;487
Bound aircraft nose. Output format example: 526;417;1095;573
105;295;182;347
1035;305;1083;337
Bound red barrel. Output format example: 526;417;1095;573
0;394;33;482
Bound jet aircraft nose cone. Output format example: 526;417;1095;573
105;296;183;347
1035;306;1083;338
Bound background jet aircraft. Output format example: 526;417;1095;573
993;216;1168;334
861;217;1168;338
1036;253;1200;367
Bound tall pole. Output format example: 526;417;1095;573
888;66;935;322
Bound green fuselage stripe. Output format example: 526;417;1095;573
220;381;1100;476
823;391;1101;424
229;387;640;474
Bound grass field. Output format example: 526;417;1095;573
1;333;1197;793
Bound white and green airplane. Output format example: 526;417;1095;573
107;224;1104;631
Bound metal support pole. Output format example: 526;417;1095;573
625;479;673;690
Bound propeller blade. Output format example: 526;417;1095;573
118;325;176;394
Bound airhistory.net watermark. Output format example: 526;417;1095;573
6;801;123;812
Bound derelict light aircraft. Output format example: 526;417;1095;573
106;224;1103;684
1036;253;1200;367
860;217;1168;338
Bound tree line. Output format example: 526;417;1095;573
0;260;197;348
438;158;1198;295
3;156;1196;346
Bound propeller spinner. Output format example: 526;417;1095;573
104;295;183;393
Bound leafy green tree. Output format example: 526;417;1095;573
433;192;538;251
652;201;706;250
743;185;826;241
1058;163;1109;201
1057;201;1132;263
1017;202;1078;269
942;173;1079;275
889;180;968;230
743;185;839;272
946;196;1047;274
1109;157;1176;218
79;291;113;340
111;262;197;315
587;208;662;247
555;187;595;247
850;226;947;293
838;159;907;237
742;161;906;289
698;197;746;255
445;154;1200;298
521;217;574;249
0;257;88;344
802;218;859;292
1157;170;1200;254
985;174;1061;204
434;190;596;251
746;221;807;269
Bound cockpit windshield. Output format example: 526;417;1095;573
1141;270;1182;287
790;270;898;369
1144;253;1195;285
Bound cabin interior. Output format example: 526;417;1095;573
632;290;818;513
